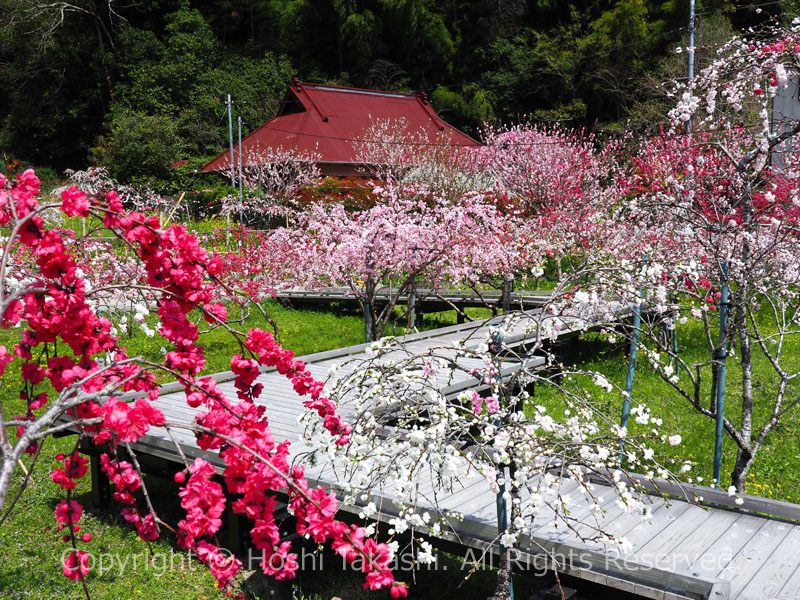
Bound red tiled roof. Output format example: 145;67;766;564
201;79;479;172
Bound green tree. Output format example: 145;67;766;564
0;3;111;168
430;84;494;134
101;111;181;184
103;6;293;182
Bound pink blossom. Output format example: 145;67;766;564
54;499;83;526
62;550;90;580
471;391;483;414
60;185;90;217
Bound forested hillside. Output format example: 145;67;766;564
0;0;788;186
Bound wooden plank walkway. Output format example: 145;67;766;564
273;286;553;312
82;305;800;600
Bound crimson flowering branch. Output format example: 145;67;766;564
0;169;405;598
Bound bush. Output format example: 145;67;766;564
100;111;183;185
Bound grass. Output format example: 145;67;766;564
528;313;800;502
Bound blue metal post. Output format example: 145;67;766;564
713;263;729;488
488;324;514;600
407;275;416;330
365;277;373;343
620;286;644;430
503;275;513;313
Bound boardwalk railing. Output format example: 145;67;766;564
593;470;800;524
273;286;554;312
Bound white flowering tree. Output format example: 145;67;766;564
568;21;800;492
221;145;321;223
353;117;492;200
61;167;186;222
300;308;683;599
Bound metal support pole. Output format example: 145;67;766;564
226;94;235;251
488;324;514;600
503;275;513;313
713;263;729;488
227;95;235;186
407;275;416;330
237;115;243;228
687;0;696;135
620;286;644;430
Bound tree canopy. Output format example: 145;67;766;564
0;0;787;184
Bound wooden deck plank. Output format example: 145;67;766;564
759;530;800;599
470;479;582;527
561;492;634;541
582;496;668;545
687;513;769;581
527;480;610;540
636;509;747;582
716;517;793;599
156;395;309;436
633;504;730;559
621;499;693;552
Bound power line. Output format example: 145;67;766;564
697;0;793;17
230;119;774;150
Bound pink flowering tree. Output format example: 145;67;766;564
0;169;408;598
477;123;626;277
254;183;523;340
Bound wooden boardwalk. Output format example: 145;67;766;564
273;286;553;312
86;306;800;600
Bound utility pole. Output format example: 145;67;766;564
227;95;235;188
687;0;696;135
226;94;235;250
238;115;244;228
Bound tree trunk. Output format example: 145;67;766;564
488;556;513;600
731;446;754;492
732;234;754;492
0;453;14;512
